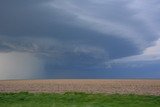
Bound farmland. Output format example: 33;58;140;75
0;80;160;95
0;80;160;107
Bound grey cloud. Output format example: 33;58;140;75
0;0;160;79
49;0;158;48
0;0;147;56
0;0;159;50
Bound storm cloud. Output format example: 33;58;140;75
0;0;160;79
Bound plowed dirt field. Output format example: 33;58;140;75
0;80;160;95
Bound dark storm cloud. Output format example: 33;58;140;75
0;0;140;59
0;0;160;79
0;0;72;37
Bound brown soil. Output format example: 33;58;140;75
0;79;160;95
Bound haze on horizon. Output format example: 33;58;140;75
0;0;160;80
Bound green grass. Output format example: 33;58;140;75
0;92;160;107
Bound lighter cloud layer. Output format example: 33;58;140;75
111;38;160;62
0;52;44;80
144;39;160;55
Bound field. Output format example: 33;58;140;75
0;80;160;95
1;92;160;107
0;80;160;107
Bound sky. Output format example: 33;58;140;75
0;0;160;79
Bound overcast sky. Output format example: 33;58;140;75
0;0;160;79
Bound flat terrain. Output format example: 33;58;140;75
1;92;160;107
0;80;160;95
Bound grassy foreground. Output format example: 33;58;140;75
0;92;160;107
